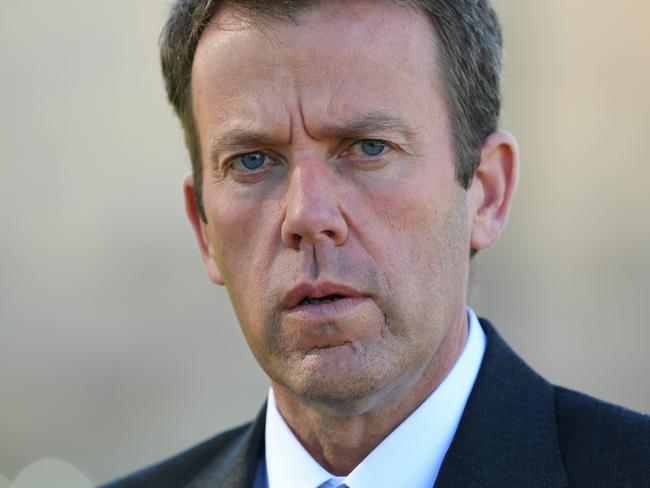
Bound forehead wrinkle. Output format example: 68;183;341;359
208;110;422;161
296;111;422;150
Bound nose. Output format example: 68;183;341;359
280;163;348;249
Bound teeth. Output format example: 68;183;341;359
301;295;341;305
306;298;333;305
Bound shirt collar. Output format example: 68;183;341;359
263;308;486;488
265;388;340;488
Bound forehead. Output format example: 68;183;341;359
191;0;445;143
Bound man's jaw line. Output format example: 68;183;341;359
272;303;469;415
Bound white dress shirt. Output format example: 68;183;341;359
254;308;486;488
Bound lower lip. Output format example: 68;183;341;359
282;297;369;323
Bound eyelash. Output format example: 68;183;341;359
225;139;392;174
228;151;276;172
348;139;390;158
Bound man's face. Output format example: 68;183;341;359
190;1;474;410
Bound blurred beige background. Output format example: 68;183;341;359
1;0;648;485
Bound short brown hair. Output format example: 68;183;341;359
160;0;503;222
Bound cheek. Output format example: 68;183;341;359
363;177;448;271
361;175;469;326
205;185;281;297
205;191;284;358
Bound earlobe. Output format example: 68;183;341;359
469;131;519;252
182;173;225;285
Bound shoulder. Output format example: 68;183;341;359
554;385;650;486
99;422;253;488
476;318;650;486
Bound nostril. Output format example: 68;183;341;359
290;233;302;249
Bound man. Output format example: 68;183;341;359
104;0;650;486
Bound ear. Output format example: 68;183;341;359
183;173;225;285
468;131;519;252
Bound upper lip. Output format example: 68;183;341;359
282;280;365;310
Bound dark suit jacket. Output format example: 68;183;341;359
101;319;650;487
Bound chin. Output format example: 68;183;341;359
293;384;388;417
277;362;401;416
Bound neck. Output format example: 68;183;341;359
271;310;469;475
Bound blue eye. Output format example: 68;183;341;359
234;151;269;170
358;139;386;156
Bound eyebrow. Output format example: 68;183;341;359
209;128;277;156
208;111;418;161
320;112;419;141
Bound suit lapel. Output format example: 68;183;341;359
435;319;568;488
188;404;267;488
433;454;487;488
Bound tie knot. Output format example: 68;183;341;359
318;479;348;488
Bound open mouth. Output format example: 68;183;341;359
299;294;346;306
